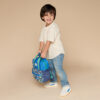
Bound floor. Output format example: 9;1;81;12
1;66;100;100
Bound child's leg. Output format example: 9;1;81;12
53;54;69;87
48;59;57;82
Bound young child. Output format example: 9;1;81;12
38;4;71;97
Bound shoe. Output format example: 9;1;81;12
60;85;71;97
44;82;58;88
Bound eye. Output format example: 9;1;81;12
45;14;48;16
50;13;54;16
44;12;48;16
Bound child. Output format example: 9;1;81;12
38;4;71;97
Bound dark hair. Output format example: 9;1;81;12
40;4;56;21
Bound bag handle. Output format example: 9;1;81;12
37;57;41;70
32;52;42;70
32;53;41;63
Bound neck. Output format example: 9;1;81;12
45;21;53;27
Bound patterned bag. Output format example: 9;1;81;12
32;53;53;83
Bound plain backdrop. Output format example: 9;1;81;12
0;0;100;100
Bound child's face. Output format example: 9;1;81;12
42;12;54;25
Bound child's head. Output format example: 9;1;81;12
40;4;56;24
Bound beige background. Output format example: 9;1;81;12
0;0;100;100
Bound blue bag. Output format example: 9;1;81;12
32;53;53;83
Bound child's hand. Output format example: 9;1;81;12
37;49;42;54
41;51;46;58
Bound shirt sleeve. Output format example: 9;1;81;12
39;30;44;42
47;27;57;43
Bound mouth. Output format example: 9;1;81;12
47;19;51;21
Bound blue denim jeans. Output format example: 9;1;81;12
47;53;69;87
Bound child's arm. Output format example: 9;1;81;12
38;41;45;53
41;41;52;58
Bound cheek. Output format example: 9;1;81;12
43;17;47;21
45;16;48;19
51;16;54;20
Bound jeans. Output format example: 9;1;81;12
47;53;69;87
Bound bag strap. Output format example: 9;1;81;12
37;57;41;70
32;53;41;63
32;52;42;70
